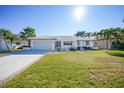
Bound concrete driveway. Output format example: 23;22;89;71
0;50;53;85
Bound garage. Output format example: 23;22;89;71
30;39;55;51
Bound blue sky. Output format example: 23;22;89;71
0;5;124;36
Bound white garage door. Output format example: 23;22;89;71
32;40;54;50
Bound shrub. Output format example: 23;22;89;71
112;40;124;49
77;47;80;50
17;46;23;49
69;47;76;51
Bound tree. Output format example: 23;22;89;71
96;29;108;50
75;30;96;38
86;32;93;38
20;26;36;46
92;32;97;37
105;28;115;50
20;26;36;40
0;29;14;51
96;28;119;50
117;28;124;40
10;34;21;50
96;30;107;49
74;31;86;37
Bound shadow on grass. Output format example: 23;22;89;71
106;51;124;58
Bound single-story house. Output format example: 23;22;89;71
28;36;97;51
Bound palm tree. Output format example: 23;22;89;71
0;29;20;51
109;27;124;48
75;31;87;37
10;34;20;50
20;26;36;46
96;30;107;49
92;32;97;37
96;28;116;50
20;26;36;40
0;29;14;51
86;32;92;38
106;28;115;50
118;28;124;40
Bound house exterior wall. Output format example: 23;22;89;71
13;40;29;48
59;40;95;51
78;40;95;48
29;36;97;51
61;41;76;51
20;41;29;46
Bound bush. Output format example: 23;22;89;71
77;47;80;50
117;40;124;49
82;46;92;50
17;47;23;49
112;40;124;49
69;47;76;51
55;47;62;51
22;45;30;47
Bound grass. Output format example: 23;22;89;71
0;50;9;57
0;49;21;57
0;49;21;53
1;50;124;88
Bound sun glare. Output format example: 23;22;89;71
74;6;85;22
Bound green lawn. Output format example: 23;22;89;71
1;50;124;88
0;49;21;53
0;50;20;57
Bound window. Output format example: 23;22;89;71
64;41;72;45
95;41;97;44
85;41;89;45
16;42;20;45
55;41;61;47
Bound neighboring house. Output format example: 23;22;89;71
28;36;97;51
96;39;114;50
0;35;8;50
13;40;29;48
0;35;28;50
0;39;8;50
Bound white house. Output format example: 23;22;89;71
0;35;8;50
28;36;97;51
0;39;7;50
13;40;29;48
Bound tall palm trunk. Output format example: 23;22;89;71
105;39;109;50
104;39;106;49
10;40;13;50
107;40;108;50
3;36;10;51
